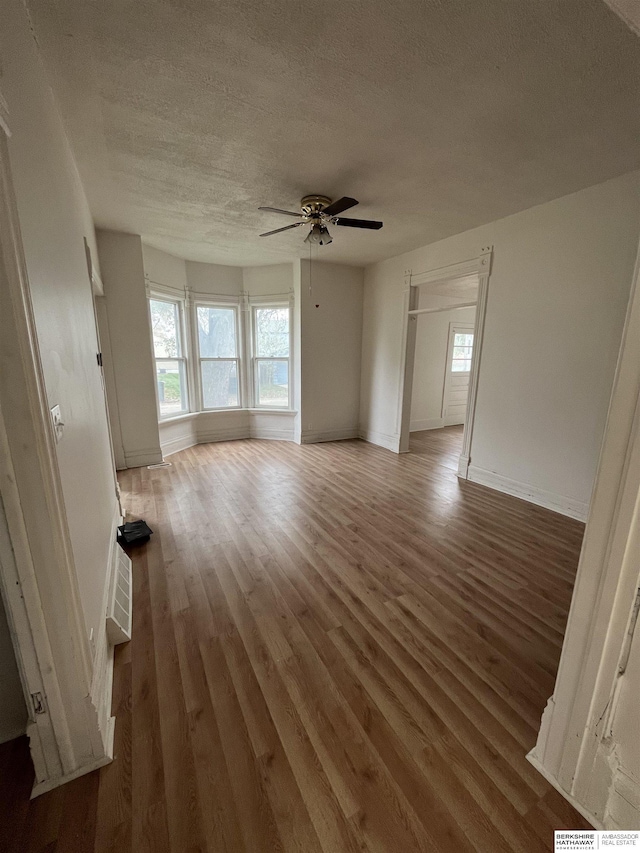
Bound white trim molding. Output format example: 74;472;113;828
301;427;359;444
397;247;492;463
124;447;164;468
0;92;10;138
0;114;114;795
527;236;640;828
160;431;198;457
467;465;589;521
409;258;485;288
358;428;401;454
159;409;300;456
457;246;491;478
526;750;604;830
410;416;466;432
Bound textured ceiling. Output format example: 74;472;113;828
27;0;640;267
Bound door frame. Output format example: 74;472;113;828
528;236;640;827
397;246;492;473
0;90;113;795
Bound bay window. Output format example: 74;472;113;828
252;305;291;408
148;294;293;419
196;304;241;409
149;297;189;419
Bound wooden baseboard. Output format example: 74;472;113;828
160;432;198;457
31;716;115;799
196;426;251;444
526;750;601;829
457;454;470;478
358;428;400;453
301;427;359;444
410;416;464;432
124;447;163;468
250;425;295;441
410;417;445;432
467;464;589;521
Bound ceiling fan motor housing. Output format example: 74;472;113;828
300;195;332;217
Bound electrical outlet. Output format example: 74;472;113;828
50;404;64;442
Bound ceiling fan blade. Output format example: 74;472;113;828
334;217;383;230
322;196;359;216
259;222;305;237
258;206;302;218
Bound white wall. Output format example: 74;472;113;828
1;0;119;653
361;172;640;516
299;260;364;443
410;306;476;431
98;231;162;468
243;263;293;297
144;243;188;292
186;260;243;296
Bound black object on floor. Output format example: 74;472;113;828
117;519;153;546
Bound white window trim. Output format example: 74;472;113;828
193;300;243;411
148;290;295;421
250;301;293;410
149;293;190;421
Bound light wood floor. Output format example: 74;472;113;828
0;427;592;852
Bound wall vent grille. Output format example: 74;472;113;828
106;546;132;645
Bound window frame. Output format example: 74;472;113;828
194;301;243;411
251;302;292;410
450;329;474;373
149;294;190;421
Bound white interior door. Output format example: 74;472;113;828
442;324;474;425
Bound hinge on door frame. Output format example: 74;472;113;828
31;691;46;715
96;352;103;367
618;586;640;675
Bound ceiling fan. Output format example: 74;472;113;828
258;195;383;245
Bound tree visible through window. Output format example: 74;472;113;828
451;332;474;372
254;306;290;407
196;305;240;408
150;298;188;418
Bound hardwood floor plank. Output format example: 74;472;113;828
0;427;592;851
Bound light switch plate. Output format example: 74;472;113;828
50;404;64;442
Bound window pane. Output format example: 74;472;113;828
156;360;187;417
197;306;237;358
150;300;180;358
201;360;238;408
454;333;474;347
257;360;289;407
453;346;472;358
255;308;289;357
451;331;473;373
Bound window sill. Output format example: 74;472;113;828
159;408;297;425
159;412;198;424
247;408;297;415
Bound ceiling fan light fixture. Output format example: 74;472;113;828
305;223;332;245
259;195;382;243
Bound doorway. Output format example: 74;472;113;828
398;249;492;476
404;275;479;470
